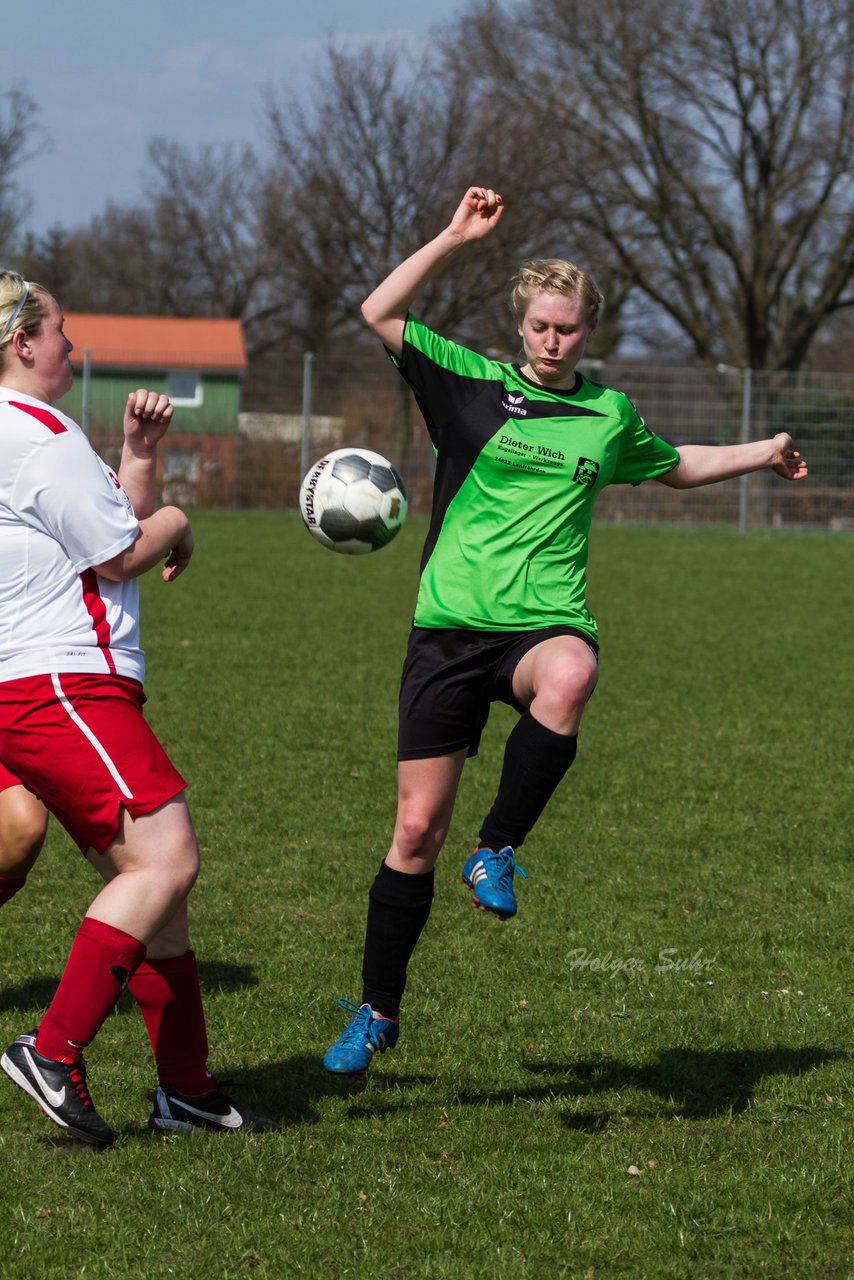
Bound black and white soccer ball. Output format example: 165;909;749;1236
299;447;408;555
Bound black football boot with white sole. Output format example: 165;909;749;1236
1;1031;114;1148
149;1084;279;1133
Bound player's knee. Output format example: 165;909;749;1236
395;808;446;859
543;660;597;718
157;834;200;902
133;803;200;899
174;843;201;898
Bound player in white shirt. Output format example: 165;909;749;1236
0;270;277;1144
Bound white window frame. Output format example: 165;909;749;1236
167;370;203;407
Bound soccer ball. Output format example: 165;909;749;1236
299;447;408;555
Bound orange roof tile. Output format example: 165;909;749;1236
65;314;247;372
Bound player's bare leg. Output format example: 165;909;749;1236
464;635;599;918
324;750;467;1075
511;634;599;731
386;750;468;874
82;796;199;943
0;786;48;906
4;797;277;1139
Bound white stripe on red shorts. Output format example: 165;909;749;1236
0;672;187;853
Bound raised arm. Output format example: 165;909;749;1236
658;432;808;489
361;186;504;357
103;390;194;583
117;389;174;518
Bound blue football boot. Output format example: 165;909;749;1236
322;998;400;1076
461;845;527;920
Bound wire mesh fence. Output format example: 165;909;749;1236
80;347;854;531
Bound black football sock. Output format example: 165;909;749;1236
478;710;578;851
360;861;435;1020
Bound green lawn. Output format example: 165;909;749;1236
1;513;850;1279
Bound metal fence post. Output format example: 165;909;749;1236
738;367;753;535
300;352;315;481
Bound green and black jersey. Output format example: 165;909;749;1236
393;315;680;643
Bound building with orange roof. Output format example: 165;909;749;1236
60;314;247;430
59;314;248;505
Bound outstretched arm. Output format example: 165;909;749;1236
117;389;174;518
361;186;504;357
658;432;808;489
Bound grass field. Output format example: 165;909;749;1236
0;512;850;1279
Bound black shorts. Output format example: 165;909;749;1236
397;625;600;761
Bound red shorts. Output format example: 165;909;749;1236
0;760;23;793
0;673;187;854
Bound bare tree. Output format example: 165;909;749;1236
17;226;74;299
260;40;558;458
808;308;854;372
447;0;854;369
260;40;552;354
61;204;171;314
0;85;46;259
144;139;269;326
61;140;271;348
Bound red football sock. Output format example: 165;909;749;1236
127;950;213;1096
36;916;146;1064
0;873;27;906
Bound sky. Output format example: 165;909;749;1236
7;1;471;238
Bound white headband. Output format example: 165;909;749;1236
0;281;30;344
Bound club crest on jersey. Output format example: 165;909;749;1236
573;456;600;487
501;391;529;417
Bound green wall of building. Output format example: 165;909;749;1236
59;369;242;435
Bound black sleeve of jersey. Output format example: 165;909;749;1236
390;319;499;450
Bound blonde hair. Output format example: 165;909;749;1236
510;259;604;323
0;270;48;351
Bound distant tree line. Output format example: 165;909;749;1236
2;0;853;390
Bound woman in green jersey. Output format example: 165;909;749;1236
323;185;809;1077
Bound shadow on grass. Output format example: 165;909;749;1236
0;961;258;1019
179;1045;846;1134
4;1047;841;1149
0;973;58;1013
194;1055;436;1129
197;960;259;993
457;1047;847;1121
1;1052;434;1150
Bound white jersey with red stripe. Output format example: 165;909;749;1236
0;388;143;682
